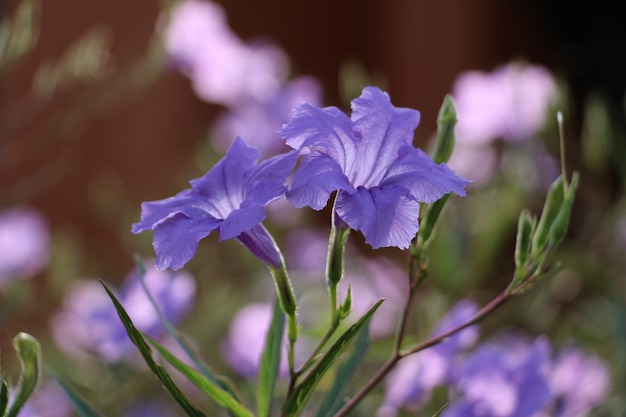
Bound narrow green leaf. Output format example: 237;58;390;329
146;336;254;417
314;321;370;417
283;299;384;417
257;299;285;417
55;379;106;417
431;402;449;417
100;281;207;417
132;256;241;402
1;380;9;416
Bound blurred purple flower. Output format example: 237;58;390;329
548;346;610;417
159;0;288;105
222;302;288;377
378;300;479;417
453;62;558;144
340;257;409;339
13;381;72;417
212;76;323;157
132;137;299;270
51;261;195;362
0;206;50;286
280;86;469;249
443;334;552;417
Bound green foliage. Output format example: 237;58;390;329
2;333;42;417
256;300;285;417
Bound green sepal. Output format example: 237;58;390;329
5;333;42;417
326;226;350;287
257;299;285;417
532;176;565;256
314;321;370;417
146;336;254;417
338;286;352;320
282;299;383;417
100;281;208;417
432;94;458;164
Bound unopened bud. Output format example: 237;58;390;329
432;95;457;164
514;209;536;282
532;176;565;255
549;172;579;247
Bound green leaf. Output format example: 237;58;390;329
257;299;285;417
5;333;42;417
283;299;384;417
146;336;254;417
132;256;241;402
314;321;370;417
100;281;207;417
55;379;106;417
1;380;9;416
431;402;449;417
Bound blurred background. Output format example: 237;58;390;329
1;0;625;415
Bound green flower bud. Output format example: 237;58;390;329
514;209;536;283
339;286;352;320
549;172;579;248
432;95;458;164
532;176;565;256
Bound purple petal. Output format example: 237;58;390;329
279;103;357;173
349;86;421;187
131;189;201;233
219;206;266;241
190;137;260;214
286;152;354;210
152;213;220;270
335;186;420;249
248;149;299;186
235;223;282;267
382;147;470;202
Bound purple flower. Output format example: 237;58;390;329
453;62;558;144
379;301;479;416
132;137;299;270
443;334;552;417
548;346;610;417
51;261;195;362
0;206;50;286
279;86;469;249
222;302;289;378
159;0;288;105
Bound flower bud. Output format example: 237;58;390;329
532;176;565;256
432;94;457;164
549;172;579;248
514;209;536;283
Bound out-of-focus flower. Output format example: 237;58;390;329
51;261;195;362
548;346;610;417
12;381;72;417
447;62;559;186
212;77;323;157
159;0;288;105
453;63;558;144
443;334;552;417
378;301;479;417
132;137;299;270
0;206;50;287
222;302;289;378
280;86;468;249
340;257;409;339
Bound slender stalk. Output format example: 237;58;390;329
333;270;545;417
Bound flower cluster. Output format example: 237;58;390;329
133;86;468;269
379;302;610;417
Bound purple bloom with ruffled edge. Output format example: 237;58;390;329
132;137;298;270
279;86;469;249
